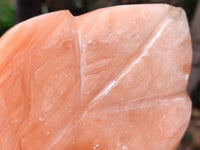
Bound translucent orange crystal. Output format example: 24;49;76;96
0;4;192;150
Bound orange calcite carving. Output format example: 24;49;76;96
0;4;192;150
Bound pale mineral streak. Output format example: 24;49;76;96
0;4;192;150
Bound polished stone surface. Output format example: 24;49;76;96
0;4;192;150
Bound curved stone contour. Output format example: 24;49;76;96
0;4;192;150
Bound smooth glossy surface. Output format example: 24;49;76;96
0;4;192;150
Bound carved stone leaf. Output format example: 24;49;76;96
0;4;192;150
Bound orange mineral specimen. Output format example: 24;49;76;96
0;4;192;150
